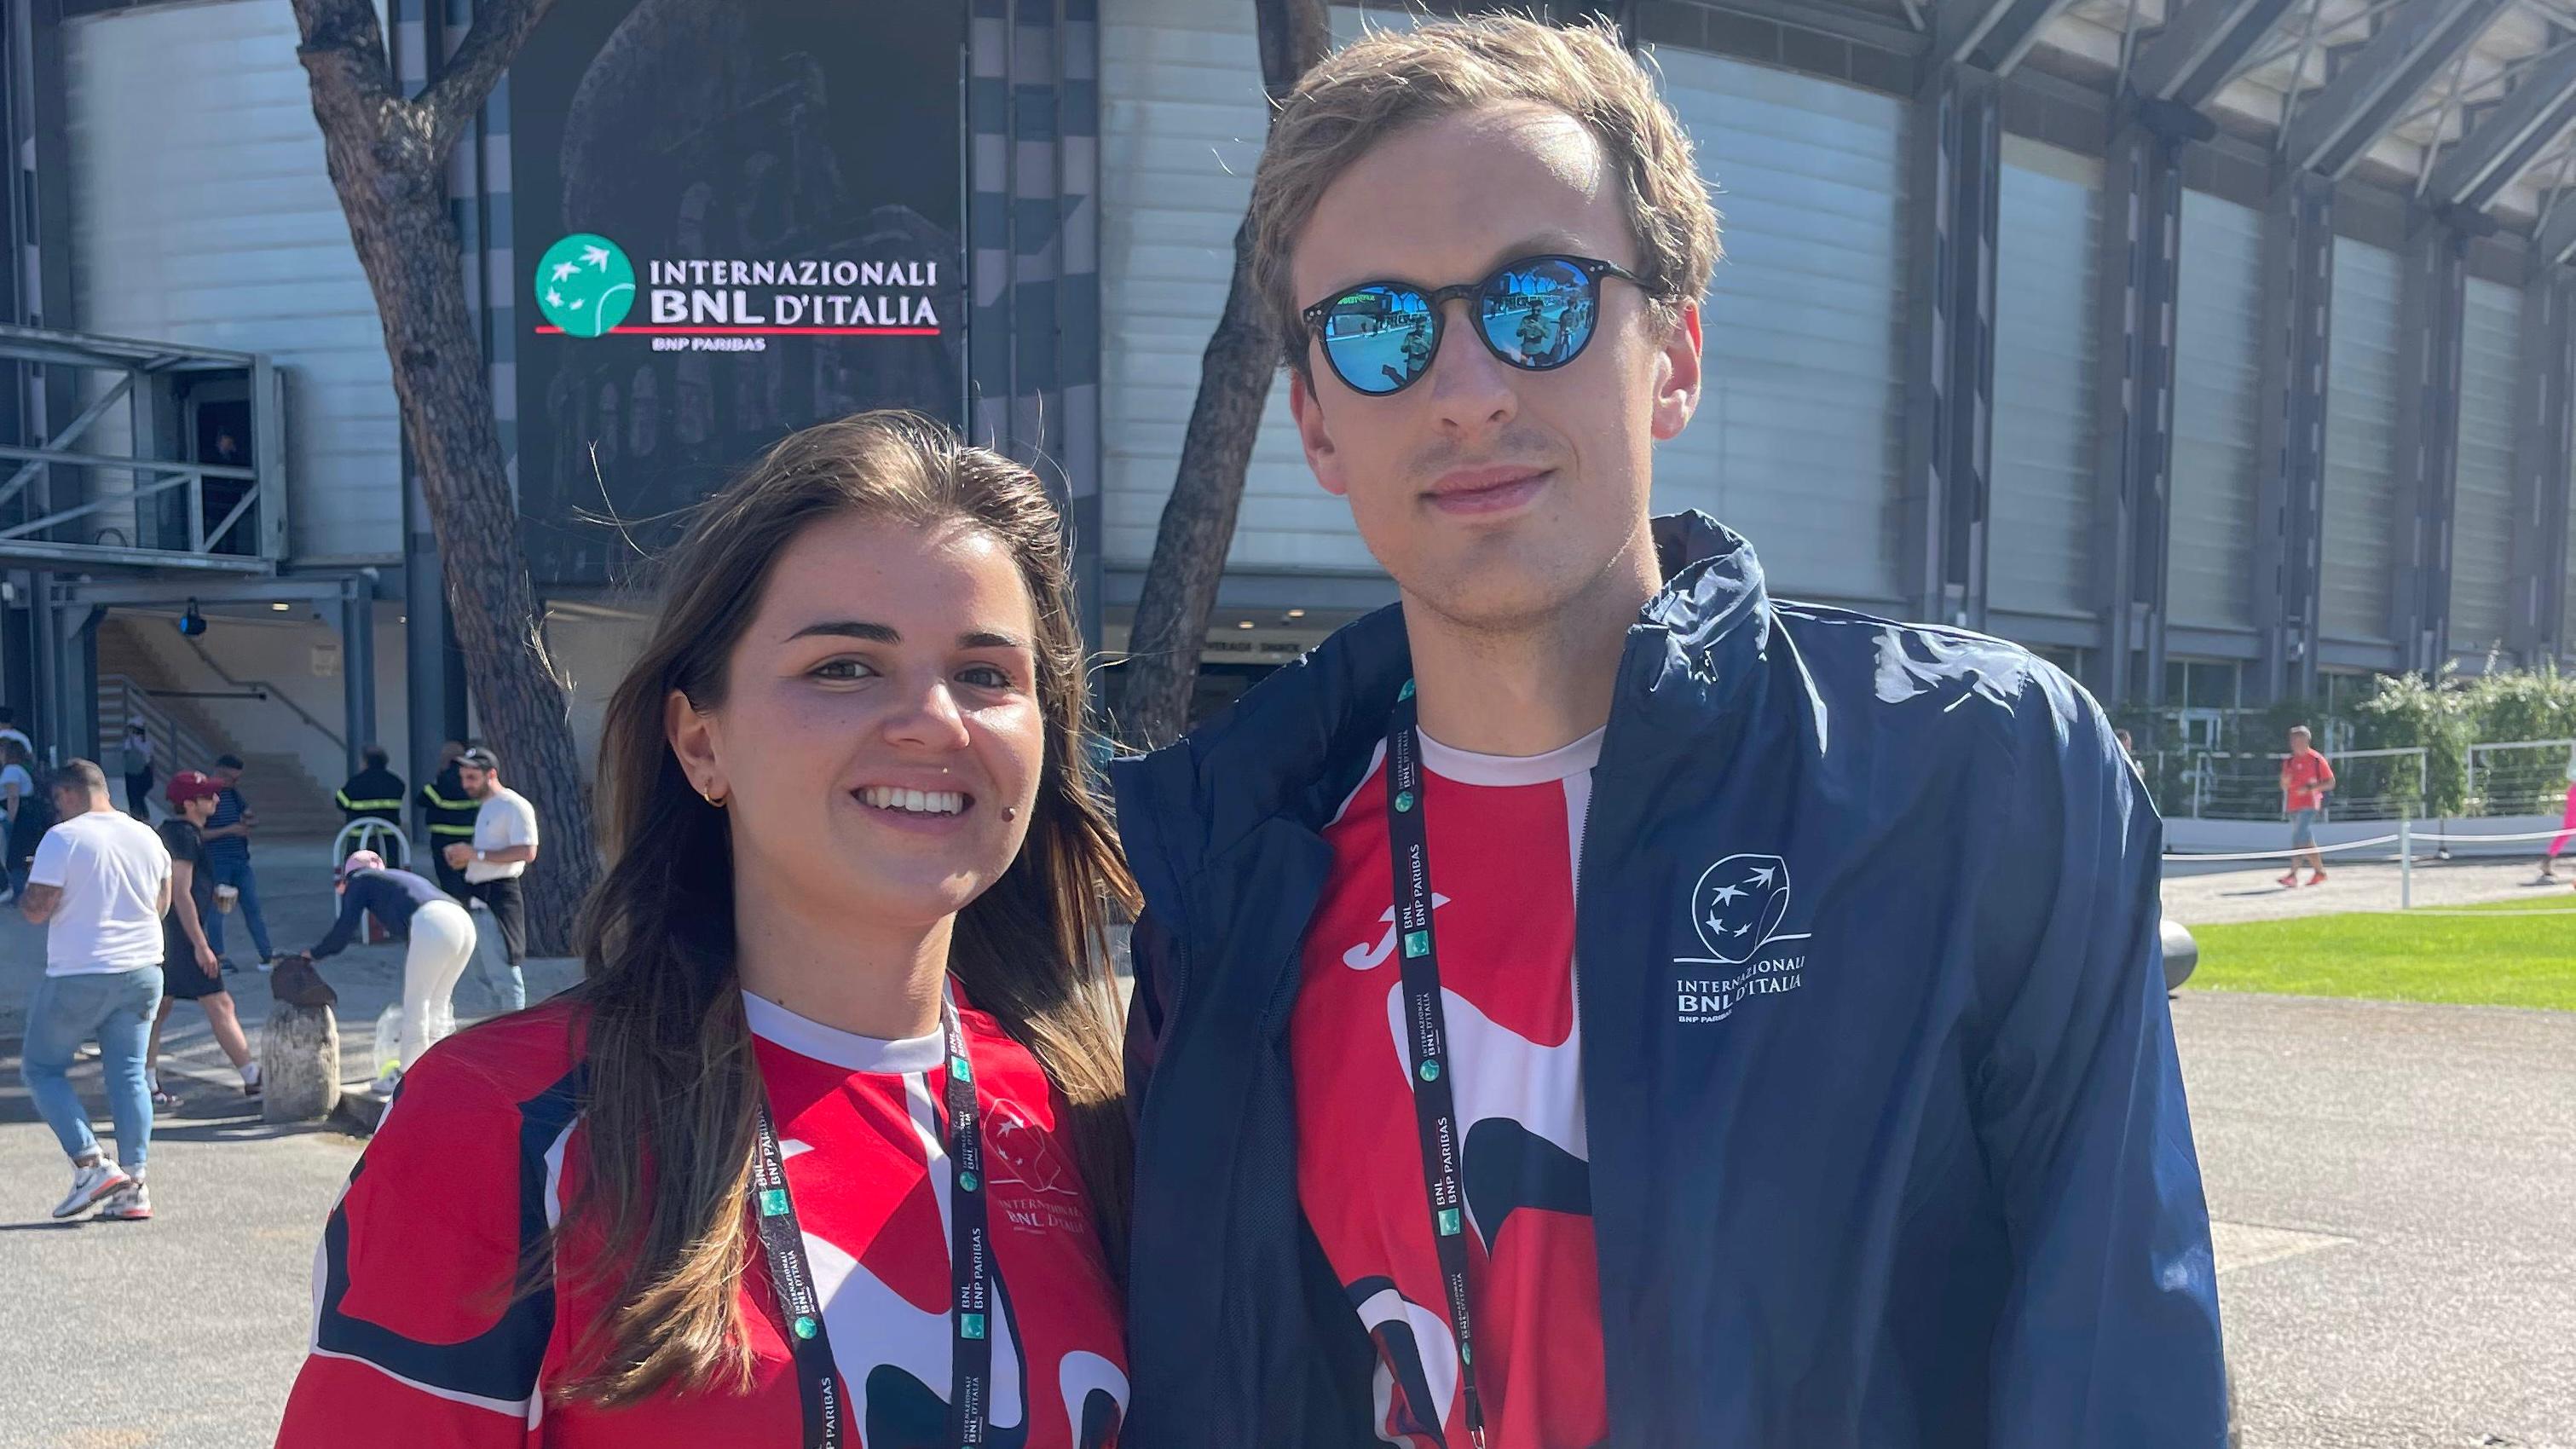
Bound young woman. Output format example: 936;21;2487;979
147;770;262;1123
277;413;1136;1447
276;848;476;1098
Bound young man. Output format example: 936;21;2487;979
1113;17;2224;1448
18;759;171;1221
199;753;276;970
2279;724;2336;888
442;746;538;1010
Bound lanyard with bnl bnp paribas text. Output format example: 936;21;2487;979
1384;680;1490;1449
750;994;994;1448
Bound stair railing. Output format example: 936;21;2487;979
95;674;221;780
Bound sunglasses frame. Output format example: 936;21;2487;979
1298;253;1646;397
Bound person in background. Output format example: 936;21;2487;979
276;849;473;1097
18;759;170;1222
142;771;261;1112
416;740;477;899
2539;739;2576;886
333;745;407;837
2115;727;2137;763
199;753;277;970
445;747;539;1011
119;721;154;823
0;704;33;761
2;738;38;901
2279;724;2336;888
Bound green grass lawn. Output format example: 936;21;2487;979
2187;897;2576;1011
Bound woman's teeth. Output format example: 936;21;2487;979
859;787;967;816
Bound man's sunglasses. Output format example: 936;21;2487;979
1299;254;1645;397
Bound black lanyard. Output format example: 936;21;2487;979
1383;684;1489;1449
749;994;994;1448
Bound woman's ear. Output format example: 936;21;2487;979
665;689;727;803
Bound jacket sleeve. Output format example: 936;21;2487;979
1123;909;1180;1132
1970;684;2227;1447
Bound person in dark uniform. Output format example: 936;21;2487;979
144;771;260;1109
415;740;477;898
333;745;407;831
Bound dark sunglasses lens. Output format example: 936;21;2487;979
1480;258;1597;371
1320;286;1436;395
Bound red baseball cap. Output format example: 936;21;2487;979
165;771;222;806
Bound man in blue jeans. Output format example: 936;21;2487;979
19;759;171;1221
199;753;275;970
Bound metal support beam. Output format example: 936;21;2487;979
2423;41;2576;213
1901;66;2002;631
2506;268;2575;660
2388;215;2468;673
2251;168;2336;702
2537;190;2576;267
2282;0;2509;181
2090;117;2186;707
336;586;378;778
1941;0;2082;73
2130;0;2304;109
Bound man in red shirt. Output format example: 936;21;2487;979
2279;724;2336;887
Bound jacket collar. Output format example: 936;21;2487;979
1111;511;1771;917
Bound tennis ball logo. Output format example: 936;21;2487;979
535;234;634;338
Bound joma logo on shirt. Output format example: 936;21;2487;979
1343;893;1453;970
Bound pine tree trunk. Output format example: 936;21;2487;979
1115;0;1331;748
292;0;599;955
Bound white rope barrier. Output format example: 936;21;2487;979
2408;827;2571;846
2161;833;2404;863
2358;907;2576;917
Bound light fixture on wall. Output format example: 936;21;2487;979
271;602;291;612
176;602;208;638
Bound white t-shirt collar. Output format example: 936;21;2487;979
741;989;949;1075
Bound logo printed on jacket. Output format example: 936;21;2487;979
1675;852;1810;1024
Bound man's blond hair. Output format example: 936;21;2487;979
1248;14;1722;373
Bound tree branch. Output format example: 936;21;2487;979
289;0;400;128
419;0;562;153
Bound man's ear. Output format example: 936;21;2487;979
1290;367;1349;499
1649;299;1704;443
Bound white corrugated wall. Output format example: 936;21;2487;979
62;0;400;562
2448;277;2520;655
1987;137;2101;621
2167;191;2264;632
1097;0;1376;574
2321;237;2400;644
1654;51;1909;607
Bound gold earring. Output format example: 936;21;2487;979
703;790;726;809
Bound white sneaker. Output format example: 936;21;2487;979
96;1178;151;1221
50;1157;132;1219
255;957;275;974
370;1066;404;1099
240;1061;263;1096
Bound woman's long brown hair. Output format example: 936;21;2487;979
552;411;1137;1406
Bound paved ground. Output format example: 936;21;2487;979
2163;855;2566;926
0;836;580;1449
2182;992;2576;1448
1;840;2568;1446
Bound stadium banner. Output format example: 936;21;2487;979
508;0;967;585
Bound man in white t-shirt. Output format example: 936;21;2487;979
442;746;539;1011
18;759;172;1221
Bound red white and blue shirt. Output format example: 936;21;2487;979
277;990;1128;1447
1291;728;1607;1449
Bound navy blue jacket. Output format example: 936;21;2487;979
309;868;453;961
1113;515;2224;1448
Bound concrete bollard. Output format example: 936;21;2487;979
263;1002;343;1124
